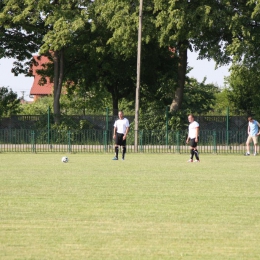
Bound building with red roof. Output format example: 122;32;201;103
30;55;53;100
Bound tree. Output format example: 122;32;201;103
154;0;238;111
4;0;260;121
35;0;92;123
19;96;52;115
220;0;260;65
1;0;92;123
216;1;260;116
226;64;260;116
0;87;21;117
210;88;236;116
139;77;218;130
182;77;218;114
90;0;179;114
167;77;218;129
0;0;45;72
91;0;236;113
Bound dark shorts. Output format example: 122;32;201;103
115;133;126;146
190;138;199;148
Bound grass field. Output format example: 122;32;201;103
1;153;260;259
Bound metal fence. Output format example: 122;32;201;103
0;110;252;132
0;129;251;154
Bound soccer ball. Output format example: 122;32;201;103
61;156;69;163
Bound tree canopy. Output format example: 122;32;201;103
0;87;20;117
2;0;260;119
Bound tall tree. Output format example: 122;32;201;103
92;0;235;112
1;0;92;123
35;0;91;123
211;0;260;116
90;0;179;114
154;0;236;111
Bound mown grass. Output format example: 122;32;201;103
0;153;260;259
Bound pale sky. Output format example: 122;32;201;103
0;51;230;101
0;58;34;101
187;51;230;87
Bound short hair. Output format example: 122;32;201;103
248;116;253;121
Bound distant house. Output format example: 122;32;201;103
30;55;53;101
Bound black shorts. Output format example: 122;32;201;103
190;138;199;148
115;133;126;146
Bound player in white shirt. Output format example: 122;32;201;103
186;114;200;162
112;111;130;160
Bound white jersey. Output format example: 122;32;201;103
188;121;199;139
114;118;129;134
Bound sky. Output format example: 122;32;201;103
187;51;230;87
0;51;230;101
0;58;34;101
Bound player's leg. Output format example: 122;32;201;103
114;145;119;159
246;136;252;155
122;138;127;160
253;136;258;155
112;134;120;160
193;138;200;161
194;147;200;161
112;145;119;160
122;146;126;160
189;148;194;161
188;138;195;162
253;140;257;155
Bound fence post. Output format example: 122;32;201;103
226;107;229;146
165;106;168;146
106;107;109;132
139;130;143;152
14;129;17;146
104;107;109;152
103;130;107;152
68;131;71;153
47;106;50;145
176;131;180;153
213;130;217;153
31;130;36;153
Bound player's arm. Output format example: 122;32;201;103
248;124;250;135
113;126;117;139
257;122;260;135
123;126;129;140
195;127;199;142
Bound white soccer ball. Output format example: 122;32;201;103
61;156;69;163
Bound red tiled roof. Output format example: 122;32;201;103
30;55;53;96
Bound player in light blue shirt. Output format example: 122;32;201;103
245;117;260;156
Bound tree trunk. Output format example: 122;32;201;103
170;42;188;112
111;89;119;116
53;49;64;124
